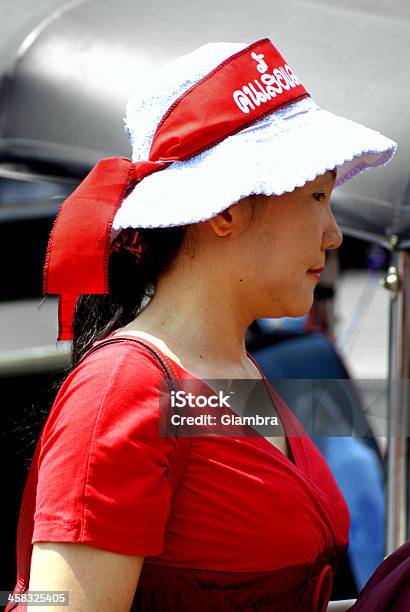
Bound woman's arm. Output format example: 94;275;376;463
327;600;357;611
27;542;144;611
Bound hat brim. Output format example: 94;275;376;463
112;97;397;233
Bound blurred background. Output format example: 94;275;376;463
1;0;409;602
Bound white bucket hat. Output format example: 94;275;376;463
112;39;397;235
44;37;397;341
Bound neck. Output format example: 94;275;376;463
124;260;255;371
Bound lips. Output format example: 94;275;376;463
307;266;324;281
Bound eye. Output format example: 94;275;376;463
313;192;327;202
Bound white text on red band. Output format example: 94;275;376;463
233;51;301;114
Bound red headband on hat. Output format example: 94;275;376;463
43;38;309;341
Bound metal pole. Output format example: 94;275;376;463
384;246;410;553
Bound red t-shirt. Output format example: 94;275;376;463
32;332;350;611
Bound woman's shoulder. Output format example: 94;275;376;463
47;336;172;428
41;335;176;452
34;339;178;559
74;334;170;383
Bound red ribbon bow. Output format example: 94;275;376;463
43;38;309;341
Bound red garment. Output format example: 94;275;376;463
32;332;349;611
348;539;410;611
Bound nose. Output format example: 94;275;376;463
322;209;343;251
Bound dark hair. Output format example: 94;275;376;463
71;225;190;369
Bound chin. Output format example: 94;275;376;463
259;291;314;319
283;298;314;318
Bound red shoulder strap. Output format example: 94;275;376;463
6;337;190;611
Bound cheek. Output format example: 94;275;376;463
294;215;324;256
276;225;317;268
250;207;322;274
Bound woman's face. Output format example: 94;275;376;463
239;168;342;319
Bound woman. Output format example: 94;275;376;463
18;38;396;611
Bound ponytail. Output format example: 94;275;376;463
71;225;189;368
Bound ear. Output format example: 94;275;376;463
207;207;234;237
